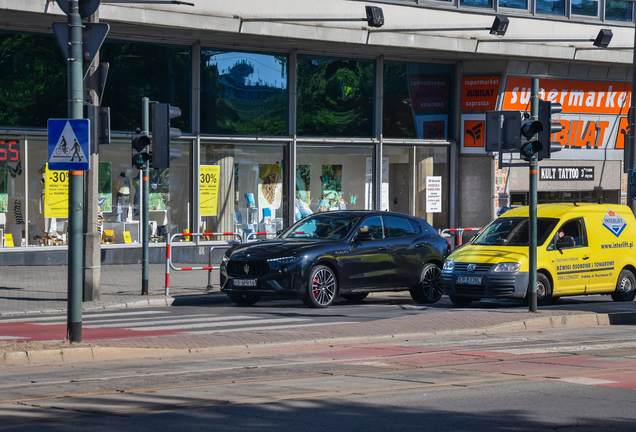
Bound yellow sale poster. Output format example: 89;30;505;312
44;164;69;218
199;165;220;216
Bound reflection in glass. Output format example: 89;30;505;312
100;41;191;132
499;0;528;9
0;33;66;128
297;56;374;137
201;51;288;135
459;0;493;8
383;62;454;140
536;0;565;15
606;0;633;21
572;0;598;16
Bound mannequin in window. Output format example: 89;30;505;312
116;172;130;223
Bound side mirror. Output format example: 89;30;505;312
556;235;575;250
355;231;373;241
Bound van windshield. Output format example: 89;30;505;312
472;217;559;246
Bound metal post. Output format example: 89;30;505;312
142;97;150;295
67;0;84;342
528;79;539;313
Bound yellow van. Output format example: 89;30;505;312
441;203;636;306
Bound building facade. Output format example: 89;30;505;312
0;0;633;252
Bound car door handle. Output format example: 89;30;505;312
378;246;389;251
582;256;590;260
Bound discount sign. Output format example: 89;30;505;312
199;165;220;216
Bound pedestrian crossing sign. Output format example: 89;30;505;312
47;119;90;171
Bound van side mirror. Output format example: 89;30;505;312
556;235;575;249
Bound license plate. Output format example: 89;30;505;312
233;279;257;287
456;276;482;285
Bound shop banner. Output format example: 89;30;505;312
502;77;632;115
462;76;500;111
44;163;69;218
199;165;220;216
539;166;594;181
426;176;442;213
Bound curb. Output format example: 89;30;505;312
3;311;636;367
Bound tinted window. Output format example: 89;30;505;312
472;217;559;246
357;216;385;240
385;215;416;238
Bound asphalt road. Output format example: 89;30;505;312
3;325;636;431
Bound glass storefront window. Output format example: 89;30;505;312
606;0;633;21
459;0;493;7
296;144;373;218
383;145;449;230
200;142;285;239
572;0;598;16
383;62;455;140
499;0;528;9
536;0;565;15
0;32;66;128
200;50;288;135
100;41;192;133
297;56;374;138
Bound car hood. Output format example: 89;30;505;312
229;239;330;259
448;245;528;265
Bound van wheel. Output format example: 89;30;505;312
410;263;443;304
536;273;552;306
612;269;636;302
449;295;473;307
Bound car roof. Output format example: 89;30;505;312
503;203;630;219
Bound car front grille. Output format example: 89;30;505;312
227;260;270;277
454;263;492;273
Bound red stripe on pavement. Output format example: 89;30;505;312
0;322;184;342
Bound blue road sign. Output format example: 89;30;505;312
48;119;90;171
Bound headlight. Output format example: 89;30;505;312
221;255;230;264
267;256;303;264
493;262;520;272
443;260;454;270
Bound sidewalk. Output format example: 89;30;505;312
0;263;223;316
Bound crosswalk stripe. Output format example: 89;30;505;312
0;310;169;324
190;321;356;334
131;317;311;331
85;315;257;329
558;377;618;385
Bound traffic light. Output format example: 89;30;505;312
537;100;564;160
519;114;543;161
152;102;182;168
131;127;151;169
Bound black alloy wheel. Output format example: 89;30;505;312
228;294;261;306
612;269;636;302
410;263;443;304
302;265;337;308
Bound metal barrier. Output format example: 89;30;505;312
245;231;276;242
439;227;482;248
165;232;242;296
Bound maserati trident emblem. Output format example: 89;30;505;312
243;263;250;274
467;263;476;272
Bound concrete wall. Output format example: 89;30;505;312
458;155;493;234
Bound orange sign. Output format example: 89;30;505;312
462;76;500;111
464;120;485;147
503;77;632;115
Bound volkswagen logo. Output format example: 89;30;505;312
467;263;476;272
243;263;250;274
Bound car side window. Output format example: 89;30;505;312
548;218;587;250
357;216;385;240
384;215;416;238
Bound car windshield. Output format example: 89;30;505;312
472;217;559;246
281;214;361;240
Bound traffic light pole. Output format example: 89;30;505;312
528;79;539;313
142;97;150;295
67;0;84;342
